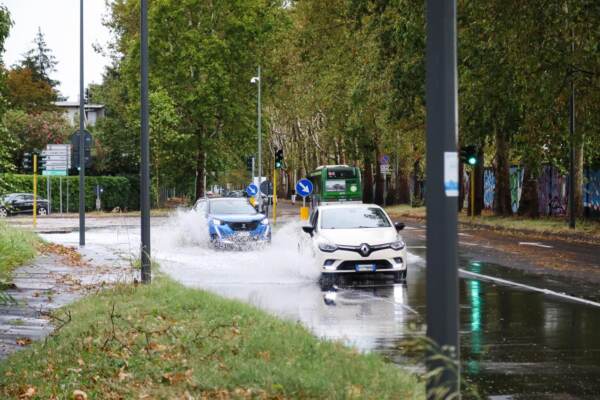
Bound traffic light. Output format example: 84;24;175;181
22;152;32;171
246;156;254;171
460;145;477;166
275;149;284;169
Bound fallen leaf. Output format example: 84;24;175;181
73;389;88;400
19;386;36;399
16;337;32;346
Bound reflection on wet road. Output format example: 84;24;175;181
39;211;600;399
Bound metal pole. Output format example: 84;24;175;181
273;167;277;224
257;66;262;212
140;0;151;283
78;0;85;246
471;168;475;219
59;177;62;214
33;154;37;228
568;37;576;229
47;176;51;215
66;178;69;213
425;0;459;396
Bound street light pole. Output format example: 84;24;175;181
568;33;576;229
425;0;460;397
251;67;262;212
140;0;151;283
78;0;85;246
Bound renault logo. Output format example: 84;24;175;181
359;243;370;257
241;223;246;229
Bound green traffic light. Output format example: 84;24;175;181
468;156;477;166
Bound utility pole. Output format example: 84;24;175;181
425;0;460;397
78;0;85;246
140;0;151;283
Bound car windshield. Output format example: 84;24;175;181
210;200;257;215
320;207;391;229
1;194;15;203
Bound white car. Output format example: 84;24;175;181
301;203;407;286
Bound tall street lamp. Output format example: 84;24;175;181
140;0;151;283
251;66;262;212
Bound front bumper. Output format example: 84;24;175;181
316;247;407;274
210;223;271;245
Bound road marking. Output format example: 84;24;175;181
458;232;473;237
460;242;479;246
460;269;600;309
409;246;427;249
518;242;553;249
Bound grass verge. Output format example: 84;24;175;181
386;205;600;242
0;277;424;399
0;221;40;285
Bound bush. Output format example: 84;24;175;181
0;174;140;212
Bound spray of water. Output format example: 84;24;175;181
153;210;321;286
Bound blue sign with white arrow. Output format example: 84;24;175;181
246;183;259;197
296;179;313;197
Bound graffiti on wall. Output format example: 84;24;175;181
483;169;495;210
538;166;568;216
584;169;600;212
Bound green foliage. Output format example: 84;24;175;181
0;221;39;283
0;277;424;398
0;174;139;211
18;27;59;89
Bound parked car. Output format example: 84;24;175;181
0;193;49;217
225;190;245;198
201;197;271;248
301;203;407;287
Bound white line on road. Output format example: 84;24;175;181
519;242;553;249
460;269;600;309
458;233;473;237
409;246;427;249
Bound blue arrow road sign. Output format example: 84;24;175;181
246;183;259;196
296;179;313;197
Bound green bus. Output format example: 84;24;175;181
308;165;362;206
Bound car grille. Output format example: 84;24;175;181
228;221;259;231
337;260;392;271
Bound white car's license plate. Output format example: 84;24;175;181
355;264;375;272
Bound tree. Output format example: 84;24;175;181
0;5;12;172
19;27;59;88
5;67;56;112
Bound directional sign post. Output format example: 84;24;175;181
246;183;258;197
296;179;313;220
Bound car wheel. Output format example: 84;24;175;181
37;207;48;216
393;270;407;284
0;207;7;218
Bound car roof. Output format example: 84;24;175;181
317;203;383;211
208;197;248;202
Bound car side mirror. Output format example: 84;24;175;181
302;226;314;237
394;222;405;231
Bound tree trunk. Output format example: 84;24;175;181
412;160;422;205
374;150;384;205
363;160;374;203
518;166;539;218
396;165;411;204
195;146;205;200
494;129;512;216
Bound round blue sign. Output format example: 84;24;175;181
246;183;259;196
296;179;313;197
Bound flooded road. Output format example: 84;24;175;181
37;211;600;399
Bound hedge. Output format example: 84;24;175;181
0;174;140;212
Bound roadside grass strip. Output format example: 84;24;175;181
0;222;39;285
0;277;424;399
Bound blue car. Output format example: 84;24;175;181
203;198;271;247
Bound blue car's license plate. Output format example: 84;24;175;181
355;264;375;272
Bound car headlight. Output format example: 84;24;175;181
260;218;269;225
212;219;222;226
318;241;338;252
390;239;405;250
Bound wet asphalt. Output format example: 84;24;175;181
6;211;600;399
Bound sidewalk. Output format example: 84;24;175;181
0;248;135;359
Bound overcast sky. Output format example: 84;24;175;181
2;0;112;101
